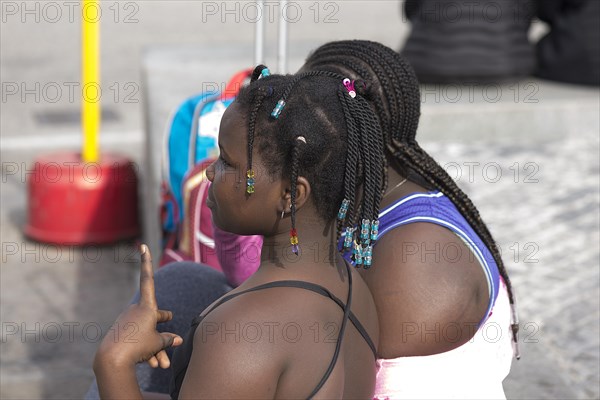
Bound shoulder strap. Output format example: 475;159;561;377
191;278;376;358
190;261;372;399
305;260;353;399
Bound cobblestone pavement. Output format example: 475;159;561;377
423;130;600;399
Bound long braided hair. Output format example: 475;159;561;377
235;66;386;263
303;40;520;351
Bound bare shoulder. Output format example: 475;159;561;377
362;222;489;357
179;286;344;399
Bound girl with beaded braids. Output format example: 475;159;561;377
301;40;518;399
93;68;382;399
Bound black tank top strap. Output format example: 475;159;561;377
304;259;353;399
190;276;376;358
178;261;372;400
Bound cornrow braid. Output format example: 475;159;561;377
304;40;519;353
271;69;342;119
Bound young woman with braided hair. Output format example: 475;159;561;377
301;40;518;399
93;69;385;399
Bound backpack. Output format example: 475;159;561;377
159;68;253;268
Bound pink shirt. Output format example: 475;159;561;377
213;225;262;287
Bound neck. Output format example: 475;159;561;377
258;215;340;274
381;153;429;209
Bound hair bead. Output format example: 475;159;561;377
271;99;286;119
337;199;350;220
370;220;379;241
343;78;356;98
246;169;255;194
290;228;299;255
353;244;363;265
363;245;373;268
343;227;354;249
360;219;371;241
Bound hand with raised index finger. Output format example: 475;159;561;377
94;244;183;369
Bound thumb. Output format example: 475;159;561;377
159;332;183;350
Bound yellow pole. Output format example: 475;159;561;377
81;0;100;162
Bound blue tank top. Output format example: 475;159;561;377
342;191;500;322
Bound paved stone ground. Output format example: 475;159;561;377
0;146;142;400
424;130;600;399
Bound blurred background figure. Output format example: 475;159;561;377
535;0;600;86
400;0;537;83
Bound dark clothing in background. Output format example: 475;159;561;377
401;0;536;83
535;0;600;85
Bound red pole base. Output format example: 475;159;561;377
25;152;141;245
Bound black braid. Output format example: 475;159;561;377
333;80;386;266
304;40;518;339
336;89;360;236
289;138;302;235
251;64;269;82
354;81;386;216
345;94;374;224
246;87;271;190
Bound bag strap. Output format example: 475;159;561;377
188;93;220;169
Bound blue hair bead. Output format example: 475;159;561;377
354;244;363;265
261;68;270;77
271;99;286;119
363;245;373;268
360;219;370;241
337;199;349;220
370;220;379;241
343;227;353;249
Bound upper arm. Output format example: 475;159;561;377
178;299;286;399
365;222;489;357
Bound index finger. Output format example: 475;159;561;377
139;244;157;309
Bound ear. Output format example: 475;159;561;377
291;176;311;212
277;176;311;213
